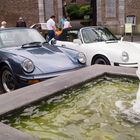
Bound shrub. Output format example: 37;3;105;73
67;4;81;19
79;5;90;16
66;4;91;20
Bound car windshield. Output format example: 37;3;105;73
41;23;47;30
0;28;46;48
81;27;118;43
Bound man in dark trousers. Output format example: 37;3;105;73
16;17;27;27
46;15;56;41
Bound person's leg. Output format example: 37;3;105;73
61;29;67;41
48;30;55;41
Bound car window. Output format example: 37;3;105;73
41;24;47;30
0;29;46;48
81;28;99;43
32;25;37;28
94;27;117;41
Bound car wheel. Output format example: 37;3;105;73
92;56;110;65
0;66;17;93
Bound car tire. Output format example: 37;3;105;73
92;55;110;65
0;66;17;93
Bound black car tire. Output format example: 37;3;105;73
92;55;110;65
0;66;17;93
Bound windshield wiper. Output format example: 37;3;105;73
42;41;48;45
22;42;42;48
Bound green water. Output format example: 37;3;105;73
2;76;140;140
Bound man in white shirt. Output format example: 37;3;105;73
46;15;56;41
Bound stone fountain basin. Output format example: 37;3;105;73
0;64;137;140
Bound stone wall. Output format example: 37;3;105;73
0;0;39;27
97;0;123;34
97;0;140;34
125;0;140;33
0;0;62;27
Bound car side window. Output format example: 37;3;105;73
41;24;47;30
81;28;99;43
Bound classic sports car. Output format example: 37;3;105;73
56;26;140;68
0;28;86;92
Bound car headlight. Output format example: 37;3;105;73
22;59;34;73
77;52;86;64
122;51;129;62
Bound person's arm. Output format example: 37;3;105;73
68;22;72;28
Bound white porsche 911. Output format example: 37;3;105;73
56;26;140;68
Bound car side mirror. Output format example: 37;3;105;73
73;39;82;45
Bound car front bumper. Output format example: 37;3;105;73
16;67;84;87
114;62;138;68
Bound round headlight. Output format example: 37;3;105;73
77;52;86;64
122;51;129;62
22;59;34;73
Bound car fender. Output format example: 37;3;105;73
0;60;14;74
0;53;24;76
90;50;113;65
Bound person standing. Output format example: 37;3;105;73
16;17;27;27
61;17;72;41
63;17;72;29
59;16;66;28
1;21;7;28
46;15;56;41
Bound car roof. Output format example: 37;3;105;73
30;23;47;29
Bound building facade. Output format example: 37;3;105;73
65;0;90;4
0;0;140;34
97;0;140;34
0;0;62;27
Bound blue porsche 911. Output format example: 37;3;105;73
0;28;86;93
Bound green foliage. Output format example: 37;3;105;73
79;5;90;16
66;4;91;20
67;4;81;19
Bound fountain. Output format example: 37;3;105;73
115;63;140;123
0;65;138;140
133;66;140;113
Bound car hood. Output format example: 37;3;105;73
4;46;80;73
92;40;140;53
